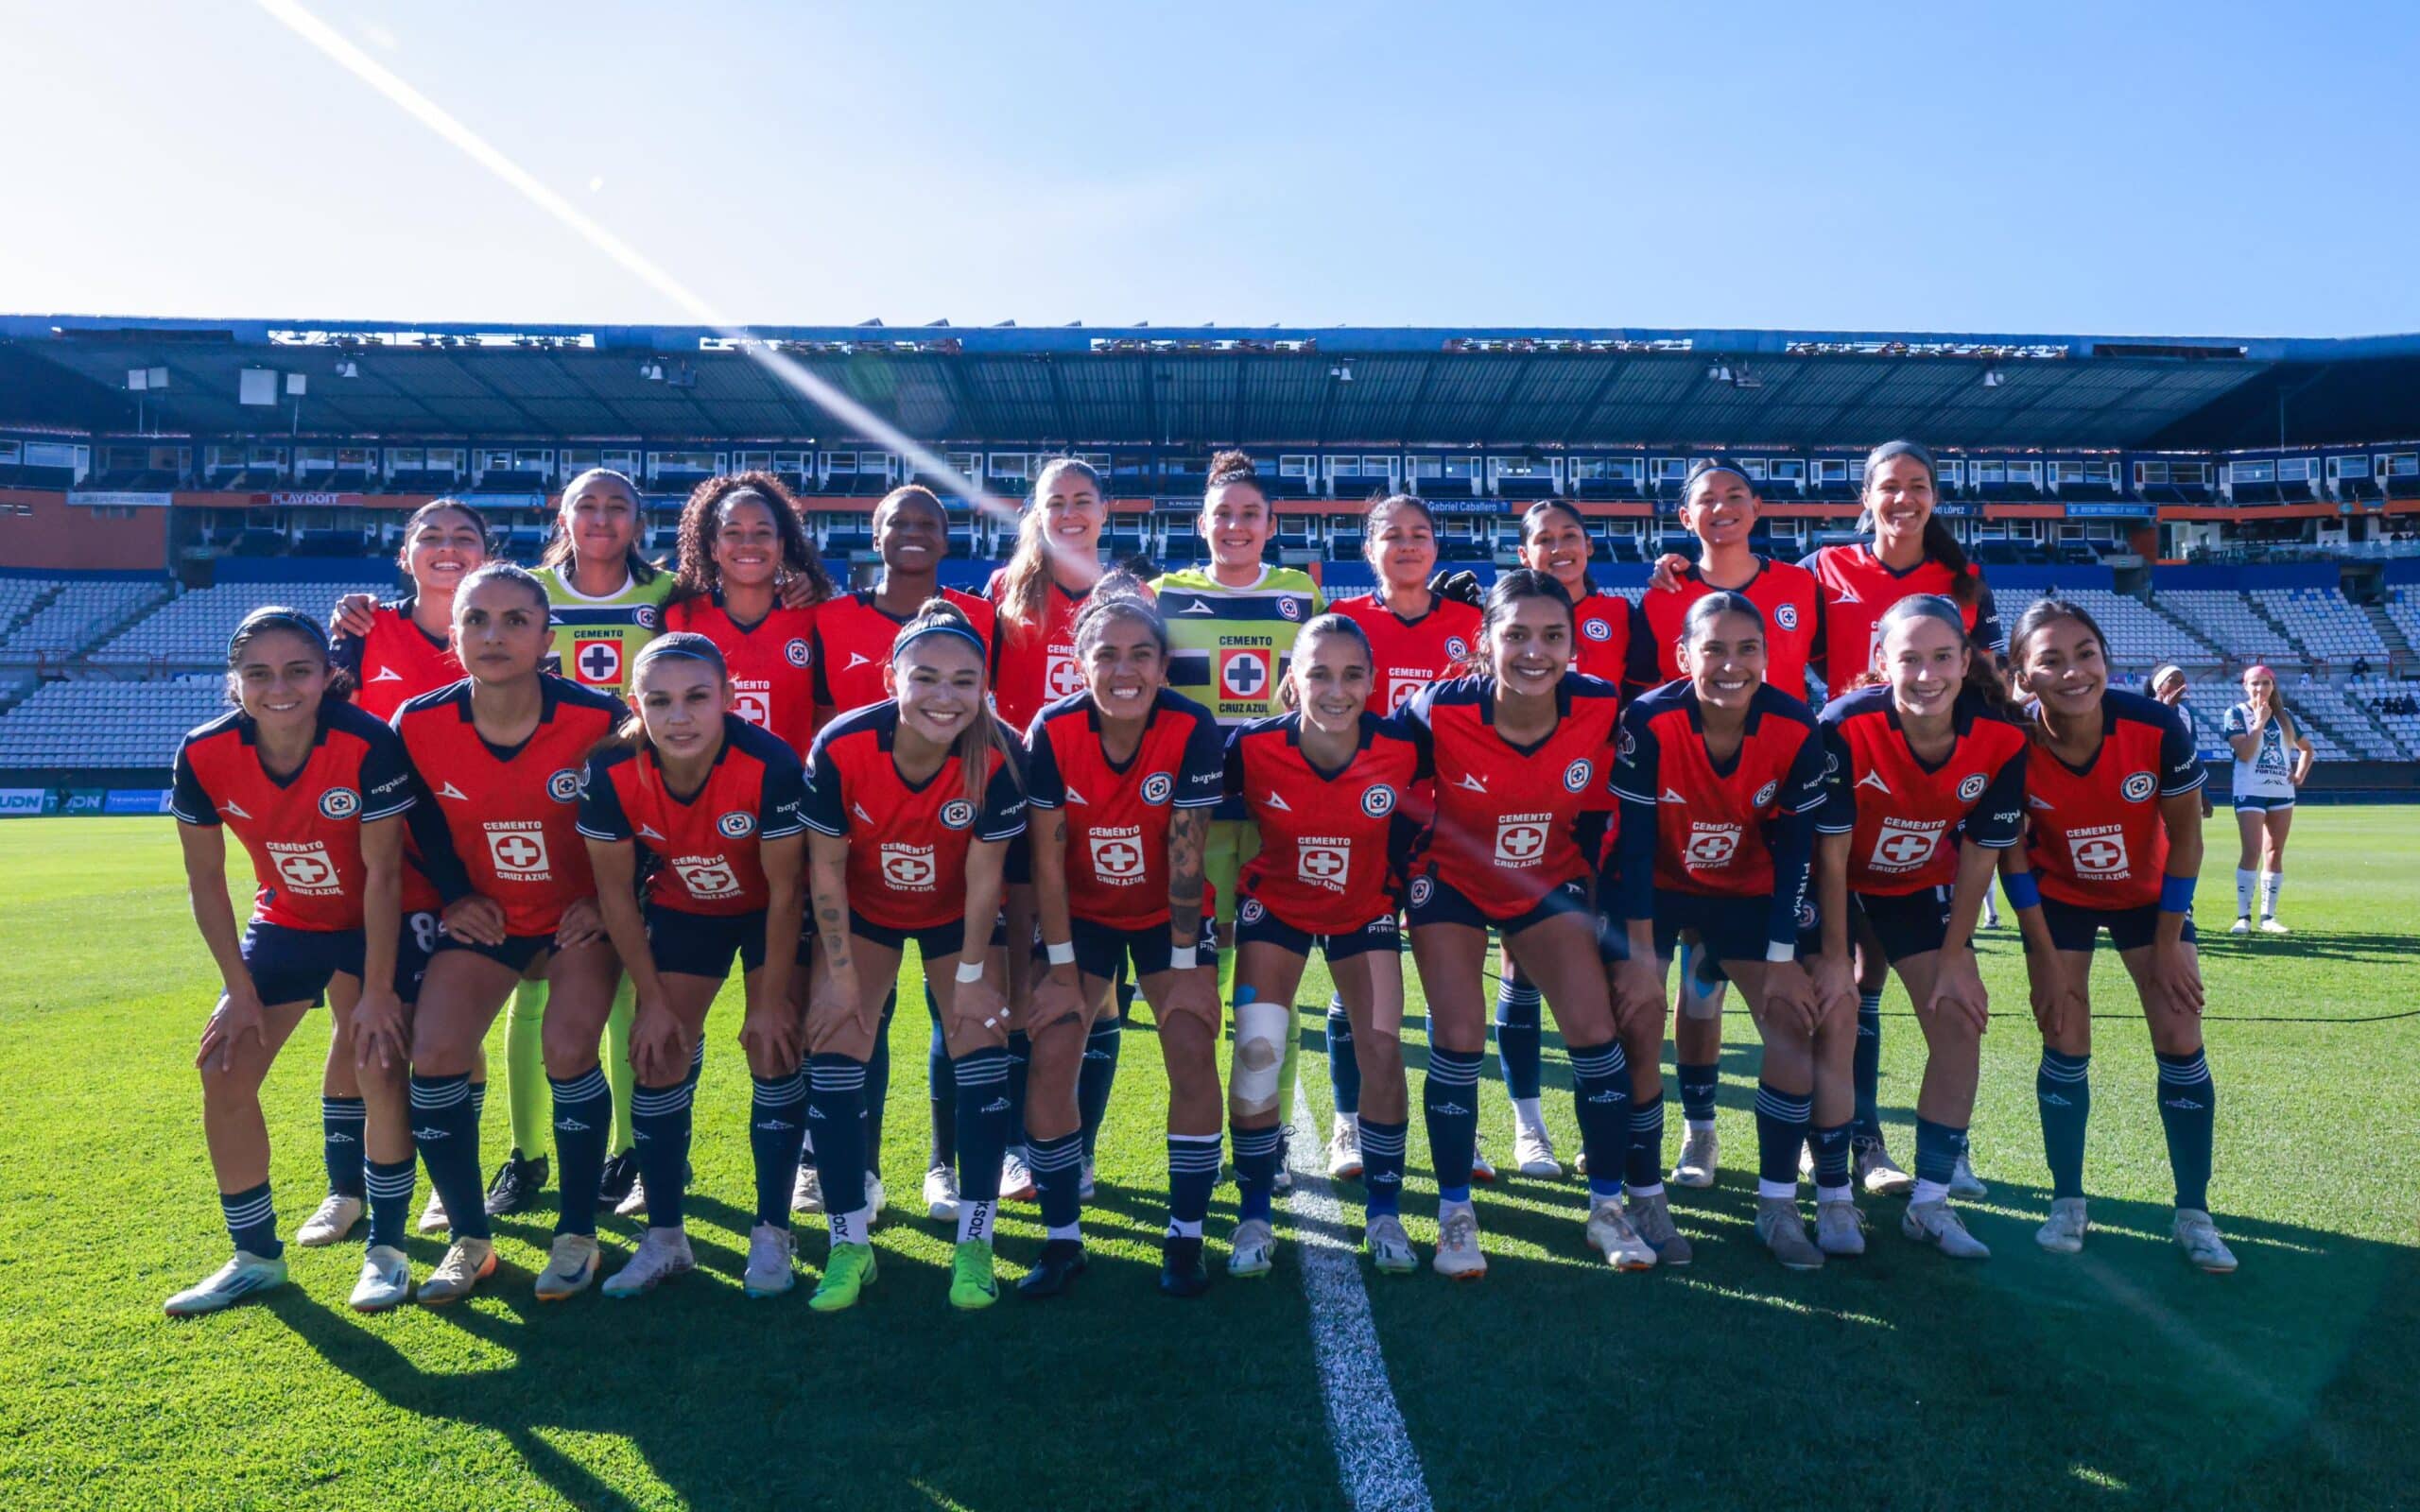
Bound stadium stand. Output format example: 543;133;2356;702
2001;587;2215;668
0;675;227;769
2263;587;2390;664
0;579;168;658
89;576;393;670
2153;590;2300;662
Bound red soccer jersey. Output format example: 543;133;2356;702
171;700;416;931
1392;674;1622;919
1640;559;1824;705
1225;713;1421;934
1568;588;1654;690
1328;593;1484;715
2022;688;2205;909
1025;689;1224;931
665;595;821;757
578;715;809;916
802;701;1027;932
333;599;465;723
1801;544;2003;695
1817;686;2029;896
987;573;1091;736
392;675;624;936
813;587;996;717
1612;682;1828;899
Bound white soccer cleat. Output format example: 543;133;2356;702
1948;1148;1989;1199
791;1162;825;1214
744;1222;797;1297
1815;1199;1866;1256
1327;1114;1364;1180
2036;1196;2090;1254
417;1237;496;1307
1902;1200;1991;1260
1227;1217;1277;1279
1585;1197;1658;1272
923;1165;960;1222
1272;1128;1293;1194
1432;1207;1487;1280
602;1227;695;1298
2229;917;2252;936
1366;1215;1418;1275
1469;1140;1498;1184
350;1246;412;1312
1625;1191;1692;1266
1671;1126;1720;1189
2173;1209;2238;1273
532;1232;601;1302
2259;917;2290;936
1512;1121;1564;1179
1078;1160;1096;1202
164;1250;287;1317
866;1173;889;1223
998;1150;1037;1202
418;1189;450;1234
296;1194;363;1247
1757;1196;1826;1271
614;1177;650;1219
1855;1139;1915;1197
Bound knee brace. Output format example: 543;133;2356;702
1231;990;1290;1119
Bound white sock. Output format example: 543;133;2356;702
1628;1181;1665;1201
1757;1178;1799;1201
1685;1117;1717;1133
956;1197;996;1246
1046;1221;1081;1242
2236;868;2256;918
1911;1178;1950;1207
2261;871;2283;917
1816;1182;1852;1205
829;1207;870;1246
1166;1217;1203;1239
1512;1096;1546;1132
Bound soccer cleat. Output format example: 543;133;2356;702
1327;1114;1364;1180
533;1232;601;1301
1854;1138;1915;1197
1273;1127;1293;1194
1671;1126;1720;1189
1512;1121;1564;1179
350;1245;412;1313
296;1193;363;1247
2173;1209;2238;1273
949;1240;1000;1310
1800;1141;1815;1179
417;1237;496;1307
998;1150;1037;1203
1574;1150;1588;1177
1469;1140;1498;1184
1432;1207;1487;1280
1365;1215;1419;1274
1016;1238;1088;1298
1902;1200;1991;1260
596;1150;639;1205
791;1161;825;1214
923;1164;960;1222
1078;1160;1097;1202
743;1223;797;1298
418;1189;450;1234
1227;1217;1277;1279
809;1242;878;1312
1948;1148;1989;1199
2036;1196;2090;1254
2228;917;2252;936
483;1151;547;1217
1586;1197;1658;1272
1816;1199;1866;1256
1159;1235;1211;1298
1757;1197;1826;1271
1625;1191;1692;1266
615;1160;692;1221
164;1250;288;1317
2259;917;2290;936
865;1173;888;1225
602;1227;695;1298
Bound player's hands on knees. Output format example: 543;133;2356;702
740;997;804;1071
1160;958;1220;1032
1759;959;1820;1038
630;1005;688;1084
353;985;411;1072
809;959;863;1029
1808;951;1857;1030
554;897;605;951
331;593;378;637
197;986;268;1073
1925;946;1989;1034
949;973;1009;1051
441;894;507;948
2152;940;2204;1018
1611;957;1666;1037
1027;967;1087;1036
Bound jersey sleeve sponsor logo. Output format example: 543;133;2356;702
1088;825;1147;883
547;768;583;803
879;843;937;890
1494;813;1550;867
485;822;552;878
1957;772;1987;803
1685;823;1741;868
572;639;623;686
1869;817;1945;872
1563;758;1594;793
1219;647;1272;700
1753;780;1779;808
1141;772;1174;806
940;799;977;830
1297;837;1352;891
319;787;360;819
717;811;756;839
268;840;340;894
1360;785;1396;817
1774;603;1800;631
2121;771;2157;802
2066;824;2130;878
785;638;812;667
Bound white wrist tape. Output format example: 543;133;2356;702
1045;940;1075;968
1168;944;1197;972
956;960;986;984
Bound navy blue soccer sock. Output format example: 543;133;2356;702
1357;1116;1408;1219
952;1047;1011;1210
1004;1029;1032;1157
1325;997;1361;1116
1566;1040;1632;1201
1625;1094;1667;1194
806;1054;871;1236
631;1076;696;1229
925;987;958;1167
219;1181;281;1259
321;1095;366;1199
1233;1123;1283;1223
1853;990;1884;1143
549;1068;614;1238
2037;1050;2092;1201
864;988;895;1175
409;1071;489;1243
1754;1082;1812;1197
750;1072;808;1229
1077;1018;1121;1160
1422;1045;1484;1204
1029;1130;1085;1236
1167;1133;1222;1238
1495;978;1543;1101
365;1158;416;1251
1911;1116;1968;1205
1677;1061;1720;1127
2156;1049;2217;1211
1810;1121;1853;1198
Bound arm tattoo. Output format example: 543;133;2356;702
1167;807;1206;947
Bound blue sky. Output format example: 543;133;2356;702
4;2;2412;337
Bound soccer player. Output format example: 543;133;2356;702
1224;613;1423;1277
1812;595;2028;1261
2001;599;2236;1272
1636;461;1824;1190
1021;574;1226;1298
164;608;419;1315
800;599;1026;1311
1608;593;1843;1268
577;634;810;1298
393;563;627;1305
1322;493;1479;1183
2223;663;2312;934
663;472;831;759
2147;665;2217;821
1391;570;1654;1279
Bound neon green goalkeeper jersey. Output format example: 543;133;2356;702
1149;564;1324;727
533;563;675;696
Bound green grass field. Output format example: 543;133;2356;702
2;813;2414;1511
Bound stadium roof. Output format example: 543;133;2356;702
5;315;2417;452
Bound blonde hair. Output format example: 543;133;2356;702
892;596;1023;811
998;457;1103;633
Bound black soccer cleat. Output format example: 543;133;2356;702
1016;1239;1089;1299
483;1151;548;1217
596;1150;640;1204
1158;1235;1210;1298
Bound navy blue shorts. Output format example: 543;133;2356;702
1063;915;1218;983
805;912;1009;966
432;931;556;974
2231;792;2293;814
1407;870;1595;938
397;910;441;1004
1855;888;1952;965
2039;896;2197;957
240;921;363;1007
1232;896;1398;963
1651;890;1795;967
648;903;768;979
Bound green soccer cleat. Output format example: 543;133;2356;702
948;1240;999;1311
809;1242;878;1313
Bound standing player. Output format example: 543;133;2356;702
1224;614;1423;1277
2222;664;2312;934
578;634;810;1298
663;472;830;760
394;564;628;1305
1021;575;1226;1298
1812;595;2028;1261
164;608;419;1316
2001;599;2235;1271
800;600;1026;1311
1392;570;1653;1279
1322;493;1479;1183
2147;665;2216;821
1608;593;1842;1268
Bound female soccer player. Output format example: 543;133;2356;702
800;599;1027;1311
1392;570;1653;1279
394;563;627;1305
664;472;830;758
2223;663;2312;934
1812;595;2028;1260
1224;613;1423;1277
1609;593;1842;1268
164;608;419;1315
2147;665;2216;822
578;633;810;1298
1022;574;1226;1298
2001;599;2236;1271
1324;493;1479;1182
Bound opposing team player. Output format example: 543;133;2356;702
800;599;1026;1311
2223;663;2312;934
2001;600;2235;1271
577;634;810;1298
164;608;419;1316
663;472;830;759
1392;570;1653;1279
1022;575;1226;1297
1812;595;2028;1261
394;564;627;1304
1223;613;1423;1277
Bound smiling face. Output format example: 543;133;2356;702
562;475;641;568
1682;607;1769;711
1681;472;1757;550
1200;481;1271;571
1486;595;1573;696
1864;455;1936;549
403;507;486;595
632;655;730;761
452;574;552;684
2017;615;2107;720
1036;465;1106;564
1519;510;1592;592
877;494;948;576
1290;629;1373;735
230;627;329;734
1365;500;1438;591
710;493;784;592
1878;612;1969;721
890;632;987;747
2152;669;2187;705
1082;611;1167;716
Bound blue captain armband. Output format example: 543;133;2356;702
2159;873;2196;914
2000;871;2041;912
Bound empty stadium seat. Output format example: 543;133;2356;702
0;675;231;769
0;580;171;658
2153;590;2298;661
87;577;392;670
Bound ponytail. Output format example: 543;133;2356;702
1279;612;1373;712
1862;439;1979;609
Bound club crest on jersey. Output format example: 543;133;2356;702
1753;780;1779;809
785;638;811;668
1582;618;1612;643
634;604;660;631
717;811;755;839
1141;773;1173;806
1239;898;1266;925
1563;758;1594;793
1444;636;1470;660
1957;772;1988;803
1409;875;1434;907
1219;647;1272;701
2121;771;2157;802
546;768;582;803
318;787;360;820
1685;823;1741;868
941;799;977;831
1279;597;1303;621
1774;602;1800;631
572;638;622;685
1360;785;1395;818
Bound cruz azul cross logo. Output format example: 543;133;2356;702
1045;649;1085;699
673;857;741;897
1219;647;1271;701
1090;825;1146;883
2066;823;2130;878
732;681;771;728
485;822;551;878
880;843;937;890
268;840;339;894
1297;837;1351;891
1685;823;1741;868
573;639;622;686
1494;813;1549;867
1869;817;1944;873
